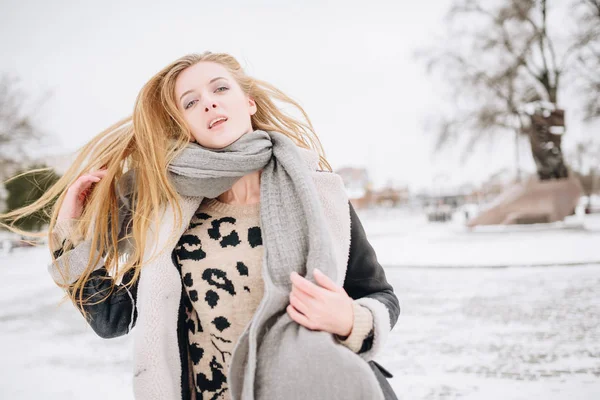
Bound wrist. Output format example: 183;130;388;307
337;300;355;338
334;302;374;353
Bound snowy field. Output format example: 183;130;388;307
0;211;599;399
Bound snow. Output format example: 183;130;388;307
379;265;600;399
362;209;600;268
0;211;599;399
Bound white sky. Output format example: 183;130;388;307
0;0;594;192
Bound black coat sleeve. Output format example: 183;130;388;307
68;266;139;339
48;170;139;339
342;201;401;354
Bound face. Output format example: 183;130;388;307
174;61;257;149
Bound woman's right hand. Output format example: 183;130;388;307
57;167;108;221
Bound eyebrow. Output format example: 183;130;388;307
179;77;228;103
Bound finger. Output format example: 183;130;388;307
79;173;103;182
291;285;312;303
290;271;327;299
313;268;341;293
289;292;310;316
88;169;109;177
291;277;319;300
78;174;102;189
287;304;316;330
71;175;101;193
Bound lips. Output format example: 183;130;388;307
210;119;227;129
208;116;228;129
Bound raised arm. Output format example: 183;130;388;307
48;169;138;339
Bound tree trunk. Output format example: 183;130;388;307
525;109;569;180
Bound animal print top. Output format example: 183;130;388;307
174;197;264;400
174;197;375;400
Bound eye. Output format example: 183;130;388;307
184;100;197;110
183;87;228;110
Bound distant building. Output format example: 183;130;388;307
335;166;410;209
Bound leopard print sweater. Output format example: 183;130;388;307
173;197;374;400
174;198;264;400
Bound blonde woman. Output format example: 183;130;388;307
2;52;400;400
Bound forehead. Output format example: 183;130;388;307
175;62;231;95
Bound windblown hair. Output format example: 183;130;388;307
0;51;332;316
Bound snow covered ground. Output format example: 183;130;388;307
379;265;599;399
0;211;598;399
363;209;600;267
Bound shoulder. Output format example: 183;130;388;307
310;168;346;195
295;146;348;217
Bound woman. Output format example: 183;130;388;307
3;52;400;400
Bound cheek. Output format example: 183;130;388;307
231;100;254;121
182;114;208;141
186;116;204;133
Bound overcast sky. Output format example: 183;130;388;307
3;0;591;192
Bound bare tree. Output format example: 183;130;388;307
572;0;600;119
420;0;594;180
0;74;47;181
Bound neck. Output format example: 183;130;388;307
217;170;262;205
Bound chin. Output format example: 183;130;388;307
204;131;243;149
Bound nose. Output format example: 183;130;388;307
204;103;217;112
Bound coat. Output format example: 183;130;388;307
48;147;401;399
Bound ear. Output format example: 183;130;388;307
248;96;257;116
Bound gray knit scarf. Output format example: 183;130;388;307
167;129;383;400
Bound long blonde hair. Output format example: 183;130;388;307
1;51;332;316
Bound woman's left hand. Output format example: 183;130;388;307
287;268;354;337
